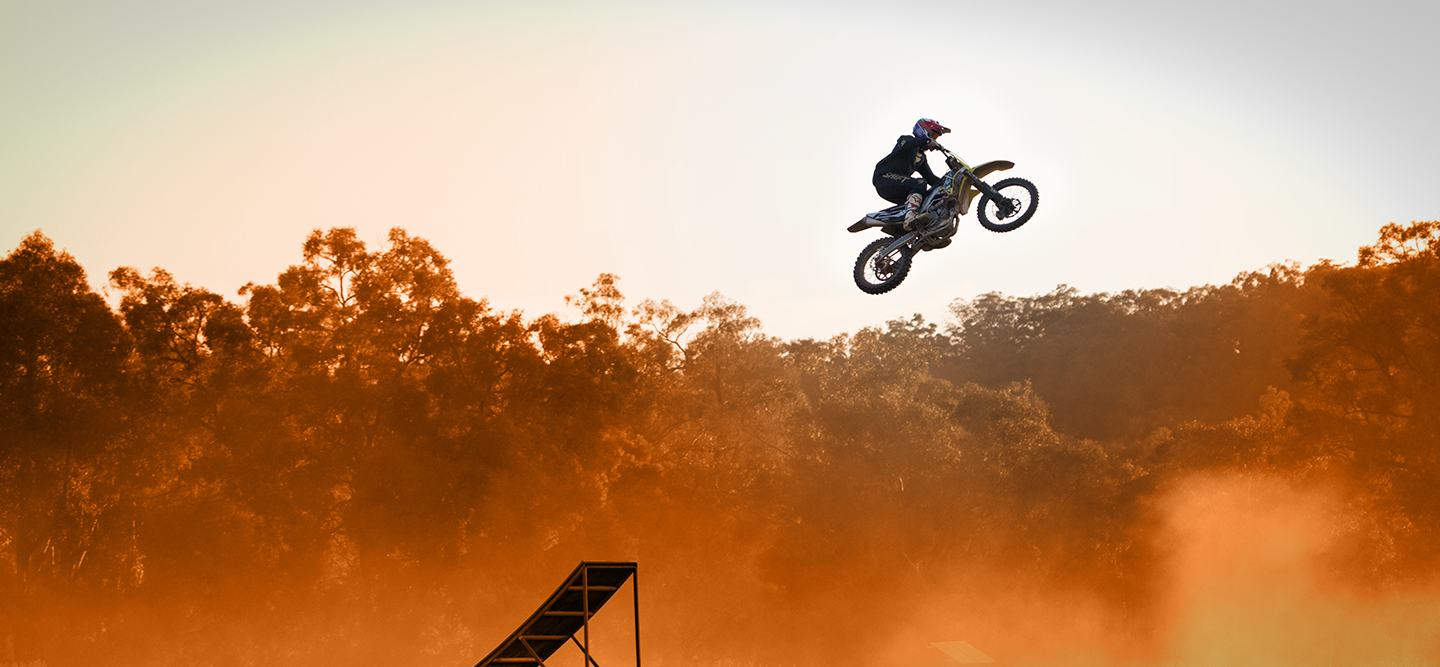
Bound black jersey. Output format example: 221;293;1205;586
873;134;940;186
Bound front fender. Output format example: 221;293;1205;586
958;160;1015;215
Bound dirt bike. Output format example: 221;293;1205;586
848;145;1038;294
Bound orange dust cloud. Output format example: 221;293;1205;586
1154;473;1440;667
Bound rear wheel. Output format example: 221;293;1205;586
977;177;1039;232
854;236;913;294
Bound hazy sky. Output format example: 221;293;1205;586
3;0;1437;339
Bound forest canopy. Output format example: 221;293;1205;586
3;222;1440;667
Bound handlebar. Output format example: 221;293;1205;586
932;144;965;171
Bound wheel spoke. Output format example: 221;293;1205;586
854;237;913;294
977;177;1039;233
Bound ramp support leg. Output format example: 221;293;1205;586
633;567;641;667
582;565;592;667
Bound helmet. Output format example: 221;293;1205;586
912;118;950;140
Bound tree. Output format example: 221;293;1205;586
0;232;134;661
1290;220;1440;583
943;266;1316;440
1295;221;1440;431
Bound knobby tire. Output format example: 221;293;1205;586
854;236;914;295
977;177;1039;233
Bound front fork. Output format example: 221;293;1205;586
879;231;919;261
959;168;999;200
963;170;1015;216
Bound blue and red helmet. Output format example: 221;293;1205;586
913;118;951;140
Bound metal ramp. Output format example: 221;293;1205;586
474;562;640;667
929;641;995;664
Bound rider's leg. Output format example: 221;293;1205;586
901;182;930;229
874;174;911;205
875;174;931;229
905;193;923;219
876;173;924;202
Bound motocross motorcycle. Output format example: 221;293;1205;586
848;145;1038;294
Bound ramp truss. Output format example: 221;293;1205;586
474;562;640;667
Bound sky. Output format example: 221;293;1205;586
3;0;1437;340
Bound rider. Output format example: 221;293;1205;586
873;118;950;229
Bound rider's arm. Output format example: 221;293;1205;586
916;151;941;187
896;135;942;186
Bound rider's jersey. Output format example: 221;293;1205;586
873;134;940;186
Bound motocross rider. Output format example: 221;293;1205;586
873;118;951;229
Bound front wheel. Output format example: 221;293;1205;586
853;236;913;294
977;177;1039;233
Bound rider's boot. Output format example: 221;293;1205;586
903;193;930;230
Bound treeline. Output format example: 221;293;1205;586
2;223;1438;666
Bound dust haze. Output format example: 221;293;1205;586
4;222;1440;666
